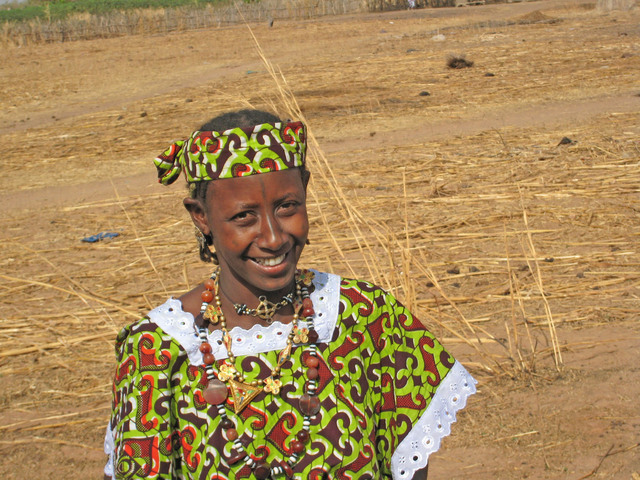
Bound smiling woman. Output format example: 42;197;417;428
104;109;477;480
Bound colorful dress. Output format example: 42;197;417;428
104;270;476;479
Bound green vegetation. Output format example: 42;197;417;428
0;0;230;23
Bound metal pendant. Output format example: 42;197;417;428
228;379;263;414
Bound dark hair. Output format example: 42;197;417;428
190;109;309;263
198;109;282;132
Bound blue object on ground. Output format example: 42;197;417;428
82;232;120;243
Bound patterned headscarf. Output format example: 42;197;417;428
154;121;307;185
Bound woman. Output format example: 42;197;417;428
104;109;476;480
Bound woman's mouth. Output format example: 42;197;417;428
252;253;287;267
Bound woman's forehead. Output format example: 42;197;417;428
207;169;305;204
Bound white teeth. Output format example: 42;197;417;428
255;254;286;266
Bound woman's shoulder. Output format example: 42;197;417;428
310;270;402;315
335;275;400;305
311;270;388;296
114;298;200;361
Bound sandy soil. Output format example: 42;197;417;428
0;0;639;478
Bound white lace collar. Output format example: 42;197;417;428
147;270;340;366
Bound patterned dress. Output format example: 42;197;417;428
104;271;476;479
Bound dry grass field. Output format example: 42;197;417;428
0;0;639;478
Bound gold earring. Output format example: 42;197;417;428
195;227;207;250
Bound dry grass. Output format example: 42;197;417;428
446;54;475;69
2;78;637;375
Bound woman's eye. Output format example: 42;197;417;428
232;211;252;222
278;203;297;215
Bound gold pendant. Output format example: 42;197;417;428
228;379;263;414
203;304;220;324
254;296;278;321
263;376;282;395
277;343;292;368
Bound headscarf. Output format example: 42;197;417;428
154;121;306;185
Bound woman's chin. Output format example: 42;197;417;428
251;263;296;292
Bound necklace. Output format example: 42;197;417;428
231;292;295;323
196;268;321;479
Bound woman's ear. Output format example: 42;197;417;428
183;197;210;235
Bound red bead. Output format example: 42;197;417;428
200;342;212;354
302;307;315;317
203;353;215;365
203;380;227;405
204;278;216;291
226;428;238;441
296;429;310;443
290;439;304;454
254;464;271;479
305;356;319;368
302;298;313;309
307;367;319;380
307;329;319;343
201;290;214;303
299;394;320;416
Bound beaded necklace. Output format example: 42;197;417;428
196;268;321;479
231;291;295;323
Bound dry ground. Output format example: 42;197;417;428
0;0;639;478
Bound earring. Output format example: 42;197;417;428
195;227;207;250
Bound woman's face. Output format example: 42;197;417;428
190;168;309;302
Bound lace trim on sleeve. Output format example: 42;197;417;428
391;361;477;480
148;270;340;366
103;424;115;477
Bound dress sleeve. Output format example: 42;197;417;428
107;318;184;479
369;290;477;479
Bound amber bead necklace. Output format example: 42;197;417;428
195;268;321;479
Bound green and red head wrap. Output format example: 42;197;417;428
154;121;307;185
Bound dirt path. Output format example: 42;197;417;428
4;91;638;213
0;0;599;137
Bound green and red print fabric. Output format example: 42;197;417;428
106;271;476;479
154;122;307;185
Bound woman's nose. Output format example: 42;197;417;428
257;213;286;251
